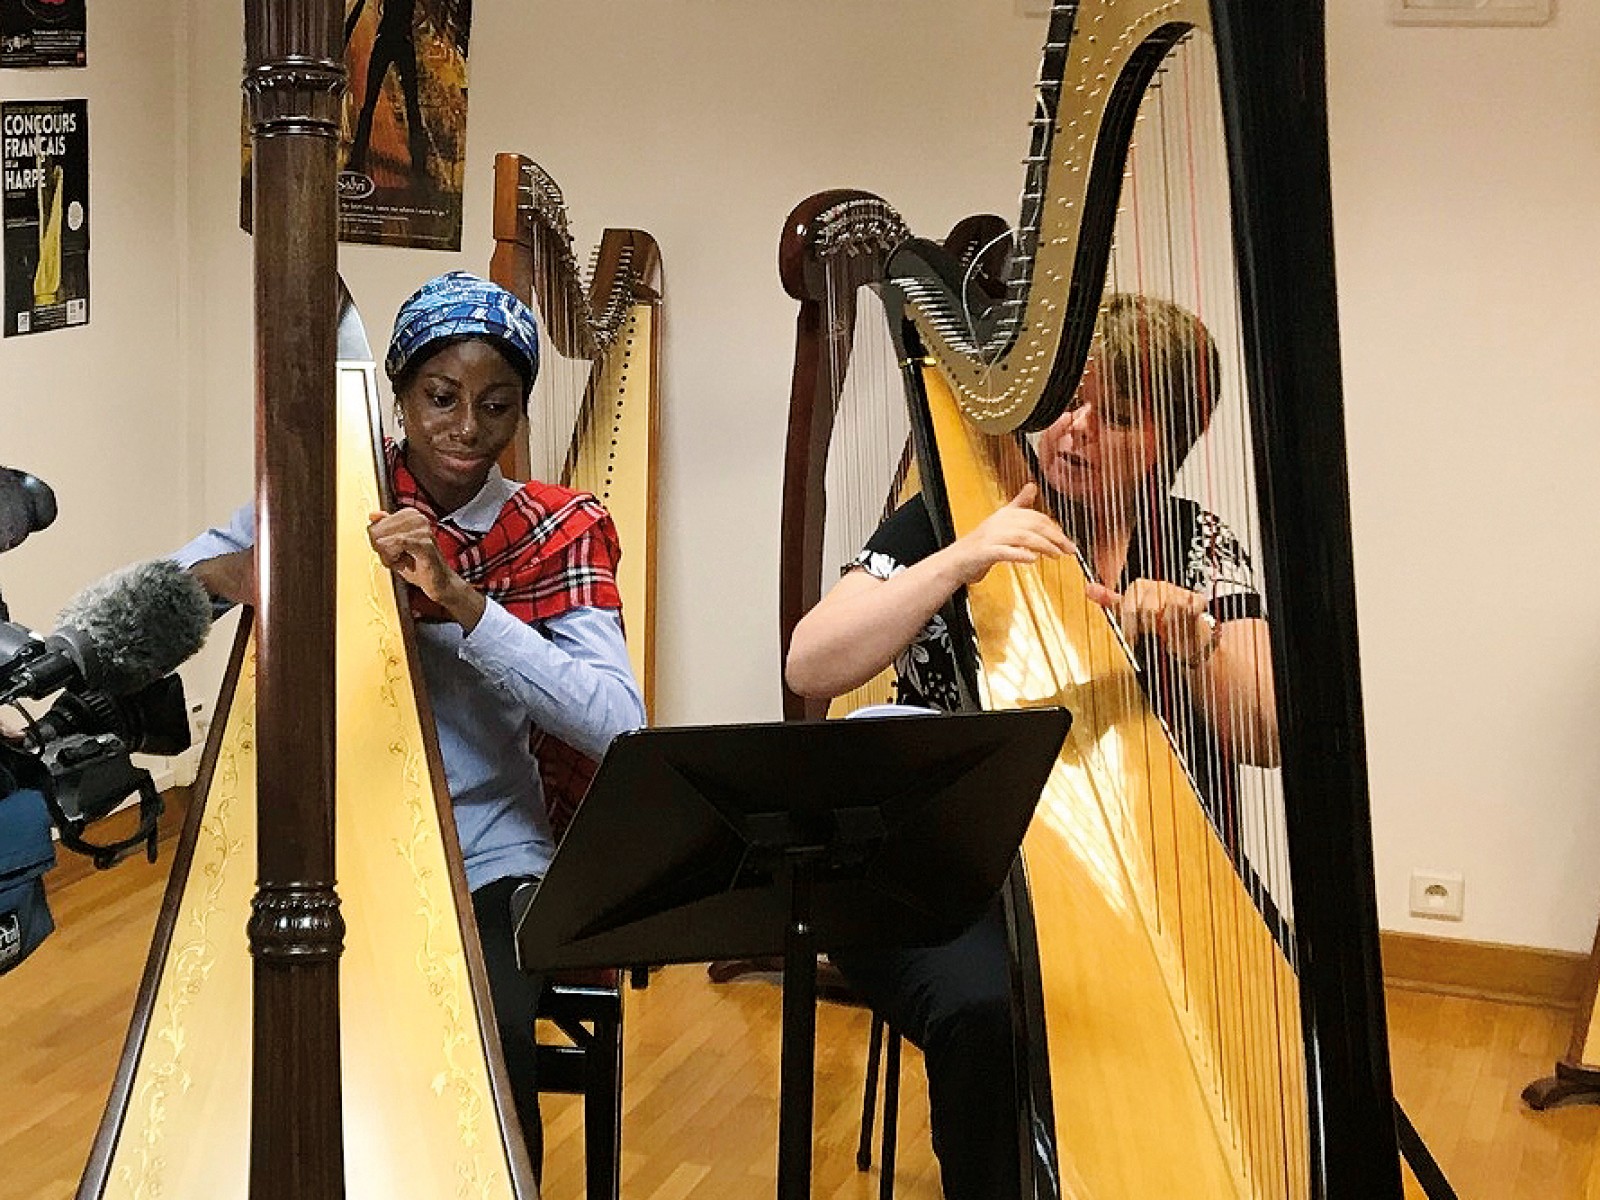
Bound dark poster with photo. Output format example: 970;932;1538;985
0;0;87;69
239;0;472;250
2;99;88;337
339;0;472;249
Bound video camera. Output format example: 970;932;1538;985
1;466;210;974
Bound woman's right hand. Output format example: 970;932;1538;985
945;484;1075;585
189;549;256;607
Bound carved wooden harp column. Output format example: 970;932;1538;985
490;153;661;715
242;6;345;1191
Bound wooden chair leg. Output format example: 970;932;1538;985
858;1014;885;1170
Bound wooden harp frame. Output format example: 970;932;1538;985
489;151;662;713
881;3;1404;1194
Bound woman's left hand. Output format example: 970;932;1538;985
367;508;487;630
1087;579;1215;667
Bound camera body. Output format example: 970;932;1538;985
0;628;188;976
0;467;192;973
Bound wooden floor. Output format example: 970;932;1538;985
2;846;1596;1199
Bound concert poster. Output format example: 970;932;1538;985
2;99;88;338
0;0;86;69
239;0;473;251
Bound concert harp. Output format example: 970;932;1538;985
76;289;539;1200
780;3;1454;1197
82;9;658;1200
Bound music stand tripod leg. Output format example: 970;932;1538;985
778;860;819;1200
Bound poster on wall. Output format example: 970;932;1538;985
240;0;473;251
0;0;87;69
2;98;88;338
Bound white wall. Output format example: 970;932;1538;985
179;1;1046;726
1328;7;1600;950
13;3;1599;953
0;1;190;627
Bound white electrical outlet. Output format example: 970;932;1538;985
1409;871;1465;921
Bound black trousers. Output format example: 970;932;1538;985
831;902;1022;1200
472;875;546;1180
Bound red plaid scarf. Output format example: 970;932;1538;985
387;442;622;622
387;441;622;836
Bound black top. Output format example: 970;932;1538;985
849;493;1263;839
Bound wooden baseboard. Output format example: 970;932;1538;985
47;785;192;890
1382;930;1590;1009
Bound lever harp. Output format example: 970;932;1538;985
489;152;660;724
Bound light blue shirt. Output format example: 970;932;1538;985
174;469;646;890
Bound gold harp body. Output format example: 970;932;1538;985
77;298;537;1200
923;370;1304;1197
490;153;661;715
785;2;1440;1196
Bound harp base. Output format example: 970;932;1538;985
1522;1060;1600;1110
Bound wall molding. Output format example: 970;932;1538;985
1382;930;1590;1009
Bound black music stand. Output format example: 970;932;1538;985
515;707;1071;1200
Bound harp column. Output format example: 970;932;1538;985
242;4;346;1198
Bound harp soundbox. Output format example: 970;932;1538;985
76;294;538;1200
782;3;1455;1197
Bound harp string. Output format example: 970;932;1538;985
524;207;595;491
822;264;908;716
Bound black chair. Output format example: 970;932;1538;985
857;1013;903;1199
528;759;637;1200
535;970;624;1200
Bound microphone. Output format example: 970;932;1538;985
0;467;58;555
0;559;212;705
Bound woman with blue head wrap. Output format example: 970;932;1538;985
176;271;646;1179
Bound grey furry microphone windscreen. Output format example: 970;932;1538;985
53;560;213;695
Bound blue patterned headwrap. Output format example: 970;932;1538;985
386;271;541;396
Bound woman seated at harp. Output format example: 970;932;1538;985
785;292;1277;1200
174;271;646;1177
